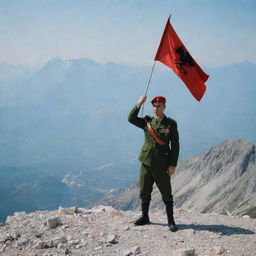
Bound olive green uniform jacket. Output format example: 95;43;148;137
128;105;180;169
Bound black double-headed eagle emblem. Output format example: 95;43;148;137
175;46;195;75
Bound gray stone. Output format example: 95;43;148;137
58;207;78;215
47;217;62;228
105;234;117;244
34;232;43;238
49;236;67;247
131;246;141;254
83;209;92;214
91;205;114;213
68;239;80;245
34;241;47;249
5;216;14;224
75;208;85;214
123;225;130;231
81;239;88;245
14;211;26;217
123;249;133;256
57;243;63;249
17;237;30;246
0;233;13;243
212;246;227;254
65;248;71;254
174;248;196;256
0;234;8;243
66;235;73;241
10;230;22;240
61;224;69;229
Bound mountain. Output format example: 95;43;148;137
0;161;138;222
1;205;255;255
0;58;255;167
97;140;256;218
0;58;255;222
0;58;145;167
0;63;35;83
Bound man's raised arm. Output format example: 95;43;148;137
128;96;147;129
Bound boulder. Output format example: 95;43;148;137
47;217;62;228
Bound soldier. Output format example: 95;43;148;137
128;95;179;232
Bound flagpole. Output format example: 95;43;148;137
140;14;171;116
141;60;156;117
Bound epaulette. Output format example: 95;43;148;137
167;117;177;125
143;115;152;122
166;117;177;129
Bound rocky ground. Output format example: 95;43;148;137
0;205;255;256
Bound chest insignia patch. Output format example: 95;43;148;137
160;128;170;136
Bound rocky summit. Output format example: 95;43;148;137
0;205;255;256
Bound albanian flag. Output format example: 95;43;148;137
154;17;209;101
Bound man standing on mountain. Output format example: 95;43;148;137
128;95;179;232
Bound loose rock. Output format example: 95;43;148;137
174;248;196;256
123;249;133;256
131;245;141;254
59;207;78;215
47;217;62;228
212;246;227;254
105;234;117;244
0;205;255;256
91;205;114;213
49;236;67;247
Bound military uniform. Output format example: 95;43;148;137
128;98;179;231
128;104;179;201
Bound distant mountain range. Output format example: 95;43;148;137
0;160;139;222
98;139;256;218
0;63;35;83
0;58;255;221
0;58;255;167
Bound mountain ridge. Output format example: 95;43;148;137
97;139;256;218
1;58;255;166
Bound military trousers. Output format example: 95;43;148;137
139;163;173;203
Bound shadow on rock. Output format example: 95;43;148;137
177;224;255;235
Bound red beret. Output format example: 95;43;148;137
151;96;166;104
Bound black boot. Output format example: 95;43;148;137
164;201;178;232
134;200;150;226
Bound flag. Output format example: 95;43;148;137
154;17;209;101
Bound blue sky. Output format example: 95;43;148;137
0;0;255;67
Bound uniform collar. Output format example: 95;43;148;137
153;114;165;123
153;114;168;128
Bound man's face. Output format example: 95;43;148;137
152;102;166;116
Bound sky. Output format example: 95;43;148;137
0;0;256;68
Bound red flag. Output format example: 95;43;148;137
154;18;209;101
